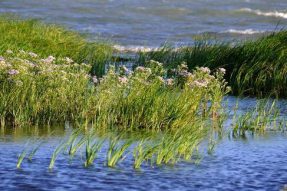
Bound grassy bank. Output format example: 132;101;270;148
0;15;113;75
136;31;287;98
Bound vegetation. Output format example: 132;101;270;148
1;15;285;171
0;15;113;75
230;100;286;138
0;50;93;126
0;51;229;130
136;31;287;97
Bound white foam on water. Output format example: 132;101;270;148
223;29;267;35
113;45;160;52
239;8;287;19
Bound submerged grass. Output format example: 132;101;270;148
231;100;287;138
136;31;287;97
0;15;113;76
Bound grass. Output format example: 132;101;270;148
230;100;286;138
136;31;287;98
0;50;229;130
0;15;113;76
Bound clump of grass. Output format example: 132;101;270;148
0;15;113;76
87;61;229;131
107;136;133;167
0;50;93;126
136;31;287;97
231;100;286;138
1;48;228;129
84;136;103;167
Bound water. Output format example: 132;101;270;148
0;97;287;190
1;128;287;190
0;0;287;50
1;2;287;190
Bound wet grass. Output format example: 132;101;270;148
0;15;113;76
136;31;287;98
230;100;287;138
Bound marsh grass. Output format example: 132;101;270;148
231;100;286;138
107;136;133;167
0;15;113;76
16;145;28;169
136;31;287;97
84;136;103;167
49;141;66;170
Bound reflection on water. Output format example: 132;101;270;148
0;124;66;142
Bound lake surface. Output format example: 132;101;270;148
0;97;287;191
1;2;287;190
0;0;287;50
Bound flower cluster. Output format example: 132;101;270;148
0;50;93;125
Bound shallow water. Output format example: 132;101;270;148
0;97;287;190
0;0;287;49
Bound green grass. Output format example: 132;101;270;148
0;15;113;75
136;31;287;98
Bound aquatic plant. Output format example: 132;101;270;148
231;100;286;138
86;61;229;131
0;15;113;76
84;137;103;167
136;31;287;97
0;50;93;126
107;136;133;167
49;142;66;170
16;147;28;169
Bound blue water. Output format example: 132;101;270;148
0;0;287;49
1;129;287;190
0;97;287;190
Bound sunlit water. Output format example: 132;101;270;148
0;0;287;50
0;97;287;190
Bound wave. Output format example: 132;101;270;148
113;45;159;52
222;29;268;35
238;8;287;19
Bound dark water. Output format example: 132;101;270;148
0;0;287;49
0;97;287;191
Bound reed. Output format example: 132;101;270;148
231;100;286;138
107;136;133;167
84;137;103;167
136;31;287;97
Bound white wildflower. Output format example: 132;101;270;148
28;52;38;58
8;69;19;75
92;76;98;84
118;76;128;84
219;68;226;74
65;57;74;64
198;67;211;74
166;78;174;86
41;56;55;64
193;80;209;88
6;50;13;54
